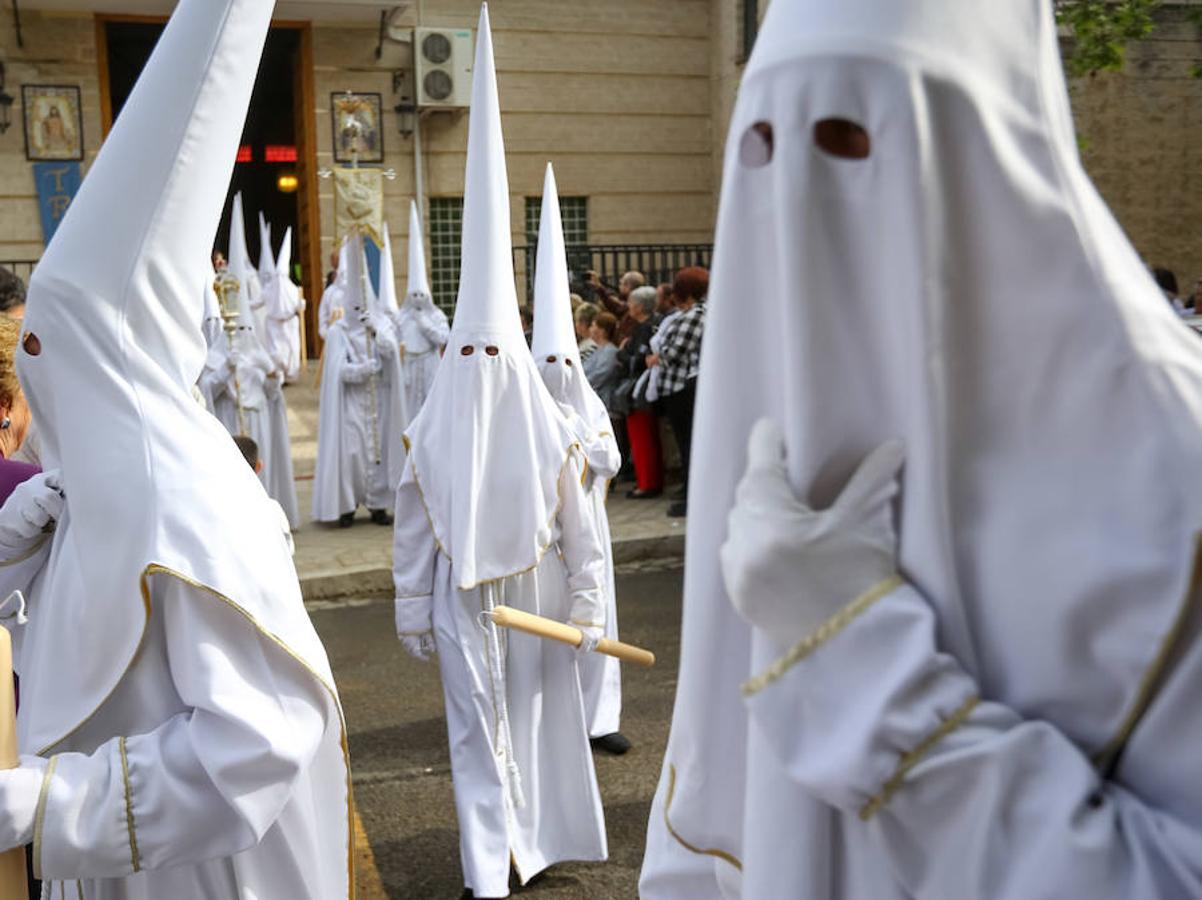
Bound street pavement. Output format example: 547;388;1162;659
311;562;684;899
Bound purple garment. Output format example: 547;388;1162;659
0;456;40;504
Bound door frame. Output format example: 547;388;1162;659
94;14;322;358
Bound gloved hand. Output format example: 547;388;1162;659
396;595;436;662
575;624;603;656
400;632;436;662
720;419;903;646
0;470;64;547
0;755;47;852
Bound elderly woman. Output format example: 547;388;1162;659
617;286;664;498
584;311;622;412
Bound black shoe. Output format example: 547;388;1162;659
370;508;394;526
625;487;662;500
460;890;504;900
338;512;355;528
667;501;687;518
591;732;632;755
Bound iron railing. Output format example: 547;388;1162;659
515;242;713;305
1;260;38;286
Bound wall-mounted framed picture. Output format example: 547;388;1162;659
331;91;384;165
23;85;84;162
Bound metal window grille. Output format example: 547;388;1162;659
428;196;464;313
525;196;589;247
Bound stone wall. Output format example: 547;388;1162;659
0;8;101;268
1069;4;1202;289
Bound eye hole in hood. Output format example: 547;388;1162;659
813;117;871;159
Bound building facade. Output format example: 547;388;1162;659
2;0;1202;346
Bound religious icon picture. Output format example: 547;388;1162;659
23;85;84;162
331;91;384;165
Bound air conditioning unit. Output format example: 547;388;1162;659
414;26;473;109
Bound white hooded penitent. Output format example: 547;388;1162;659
394;200;449;419
531;160;624;741
403;8;580;589
641;1;1202;898
228;191;265;334
532;162;611;442
391;6;607;895
14;0;350;892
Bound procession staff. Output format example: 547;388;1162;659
641;1;1202;897
530;162;629;755
0;1;352;896
392;7;608;897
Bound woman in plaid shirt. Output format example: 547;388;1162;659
648;266;708;517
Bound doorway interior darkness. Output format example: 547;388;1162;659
104;22;302;280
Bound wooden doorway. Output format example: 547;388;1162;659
96;16;322;357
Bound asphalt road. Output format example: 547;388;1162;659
311;564;684;899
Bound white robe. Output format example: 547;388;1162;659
570;416;622;738
392;450;608;897
0;509;348;900
312;317;406;521
394;302;449;423
262;274;305;384
199;336;300;529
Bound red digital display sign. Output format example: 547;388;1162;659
236;145;253;163
265;145;298;163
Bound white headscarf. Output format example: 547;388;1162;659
15;0;344;771
403;2;578;591
531;162;610;439
648;0;1202;881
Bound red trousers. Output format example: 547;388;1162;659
626;409;663;491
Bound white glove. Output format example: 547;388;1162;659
721;419;903;646
0;470;64;547
0;755;47;851
575;625;603;656
400;632;436;662
396;595;435;662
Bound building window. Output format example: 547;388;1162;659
428;196;463;312
740;0;759;63
525;195;589;247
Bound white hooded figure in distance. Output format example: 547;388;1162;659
228;192;265;336
531;162;627;754
392;202;450;419
313;233;407;526
391;7;608;897
263;227;306;383
640;2;1202;898
199;218;301;530
0;0;353;896
318;237;349;341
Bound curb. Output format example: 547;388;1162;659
300;532;685;602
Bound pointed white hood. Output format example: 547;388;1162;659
405;199;433;305
644;0;1202;893
16;8;348;877
404;3;578;590
532;163;610;439
228;192;260;308
378;221;401;316
276;225;293;277
257;211;274;286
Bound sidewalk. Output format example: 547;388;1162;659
283;365;687;601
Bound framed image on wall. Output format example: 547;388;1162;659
23;85;84;161
331;91;384;165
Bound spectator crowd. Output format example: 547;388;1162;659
566;265;709;519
